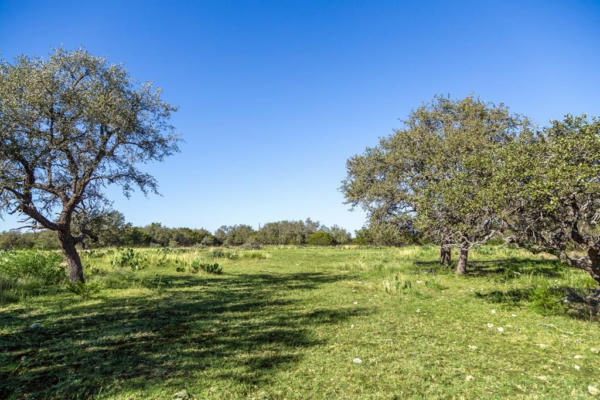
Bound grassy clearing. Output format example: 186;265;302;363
1;245;599;399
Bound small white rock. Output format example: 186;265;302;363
574;355;583;359
536;343;548;349
416;309;421;313
468;345;478;350
497;327;504;333
352;358;363;364
574;365;580;371
30;323;41;329
588;385;599;395
511;314;517;317
590;347;600;354
353;301;358;305
487;323;494;328
350;324;354;329
491;309;496;314
465;375;474;381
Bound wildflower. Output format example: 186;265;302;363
491;309;496;314
574;365;580;371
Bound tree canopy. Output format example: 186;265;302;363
0;48;179;282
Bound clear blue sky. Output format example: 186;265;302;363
1;0;599;233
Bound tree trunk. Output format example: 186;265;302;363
58;230;85;283
440;243;451;266
456;242;469;275
585;248;600;285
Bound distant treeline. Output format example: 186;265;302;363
0;212;420;250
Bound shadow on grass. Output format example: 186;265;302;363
413;258;564;279
0;272;365;399
474;285;599;321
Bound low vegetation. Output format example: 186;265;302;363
1;246;599;399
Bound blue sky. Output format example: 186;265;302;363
1;0;599;233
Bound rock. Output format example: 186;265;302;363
352;358;363;364
172;389;191;399
590;348;600;354
465;375;474;381
588;385;599;396
30;323;41;329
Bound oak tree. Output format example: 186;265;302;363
0;49;178;283
494;115;600;287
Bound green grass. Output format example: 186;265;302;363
1;245;599;399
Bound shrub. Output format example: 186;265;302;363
191;260;222;274
209;249;238;259
0;250;65;284
110;248;147;271
307;231;335;246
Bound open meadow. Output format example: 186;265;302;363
1;245;599;399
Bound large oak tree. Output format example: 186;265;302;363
0;49;178;283
494;115;600;287
343;96;527;273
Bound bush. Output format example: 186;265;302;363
307;231;335;246
0;250;65;284
110;248;147;271
208;249;238;259
191;261;222;274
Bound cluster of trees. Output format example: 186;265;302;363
343;96;600;286
0;214;354;249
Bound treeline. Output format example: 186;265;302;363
0;215;373;249
343;95;600;285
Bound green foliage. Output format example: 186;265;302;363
529;283;568;316
492;115;600;284
67;282;102;299
307;231;335;246
0;250;65;284
110;248;147;271
191;260;222;274
353;227;373;245
208;249;238;259
342;95;528;256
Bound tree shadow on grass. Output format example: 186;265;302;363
412;258;564;279
0;272;366;399
474;285;599;321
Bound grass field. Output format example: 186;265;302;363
1;245;599;399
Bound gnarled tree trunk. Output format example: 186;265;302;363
440;243;451;266
456;241;469;275
58;230;85;283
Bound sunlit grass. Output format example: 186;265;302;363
1;245;599;399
